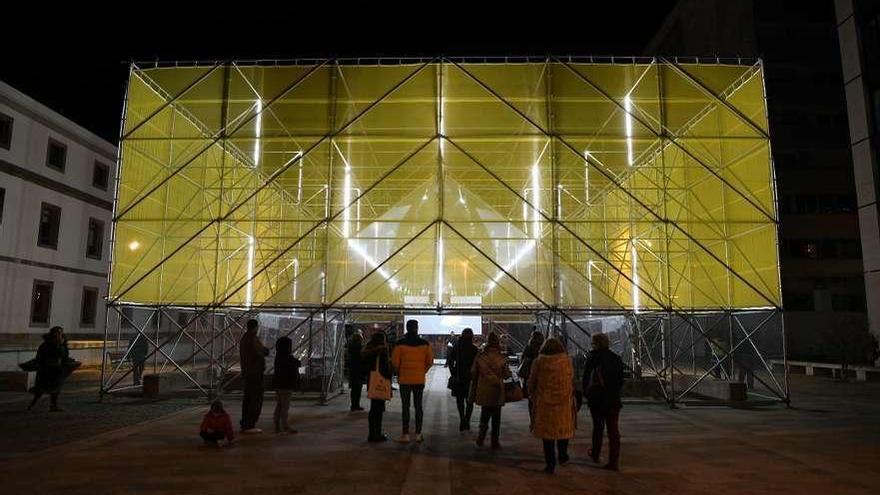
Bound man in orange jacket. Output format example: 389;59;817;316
391;319;433;443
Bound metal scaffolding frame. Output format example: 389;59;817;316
102;58;787;406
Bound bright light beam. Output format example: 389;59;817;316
624;95;634;166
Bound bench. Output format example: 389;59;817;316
672;375;747;402
0;371;34;392
142;368;212;397
769;360;879;382
107;351;130;368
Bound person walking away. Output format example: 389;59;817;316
129;333;149;386
528;337;576;474
519;330;544;422
470;332;511;449
362;332;393;442
391;319;433;443
348;331;366;411
273;336;301;434
447;327;479;431
582;332;624;471
239;319;269;433
200;400;235;447
28;326;67;412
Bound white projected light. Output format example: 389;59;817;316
404;314;482;335
252;99;262;167
631;239;640;313
624;95;634;166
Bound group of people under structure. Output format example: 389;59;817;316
199;318;624;474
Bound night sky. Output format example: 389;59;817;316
0;2;676;143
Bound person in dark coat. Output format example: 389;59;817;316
519;330;544;422
239;319;269;433
28;326;67;412
361;332;392;442
582;332;625;471
129;333;149;386
446;327;479;431
348;331;366;411
272;336;301;434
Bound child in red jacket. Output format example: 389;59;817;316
200;400;235;447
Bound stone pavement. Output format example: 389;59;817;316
0;369;877;494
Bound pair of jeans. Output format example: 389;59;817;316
479;406;501;439
240;374;264;430
589;406;621;466
542;439;570;468
399;384;424;434
456;395;474;428
350;378;363;409
368;399;386;439
274;389;292;432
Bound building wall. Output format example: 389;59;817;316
836;0;880;364
0;80;116;344
646;0;873;363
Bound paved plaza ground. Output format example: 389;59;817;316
0;368;877;494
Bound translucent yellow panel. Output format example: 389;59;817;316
111;61;780;310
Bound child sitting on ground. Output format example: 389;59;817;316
200;400;235;447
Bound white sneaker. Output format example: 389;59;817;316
242;428;263;434
397;433;411;443
415;433;424;443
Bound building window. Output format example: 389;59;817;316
30;280;54;326
37;202;62;249
81;287;99;326
86;218;104;260
0;187;5;224
93;161;110;190
46;138;67;172
0;111;12;150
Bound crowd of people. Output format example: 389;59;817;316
198;318;624;474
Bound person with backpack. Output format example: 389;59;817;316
582;332;625;471
272;336;301;434
528;337;576;474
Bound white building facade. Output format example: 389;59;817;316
0;80;116;344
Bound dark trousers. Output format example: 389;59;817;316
590;406;621;466
479;406;502;439
28;391;59;410
350;378;363;409
542;439;570;467
455;395;474;427
368;399;386;439
240;374;264;430
200;430;226;443
399;384;425;434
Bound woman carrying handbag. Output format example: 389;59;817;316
470;332;512;450
361;332;392;442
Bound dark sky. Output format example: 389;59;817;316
0;2;676;142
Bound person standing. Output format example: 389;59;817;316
239;319;269;433
582;332;624;471
470;332;511;449
391;319;433;443
519;330;544;421
528;337;576;474
129;333;149;386
362;332;392;442
27;326;67;412
348;331;366;411
447;327;479;431
272;336;301;434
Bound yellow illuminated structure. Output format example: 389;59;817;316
103;58;786;405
